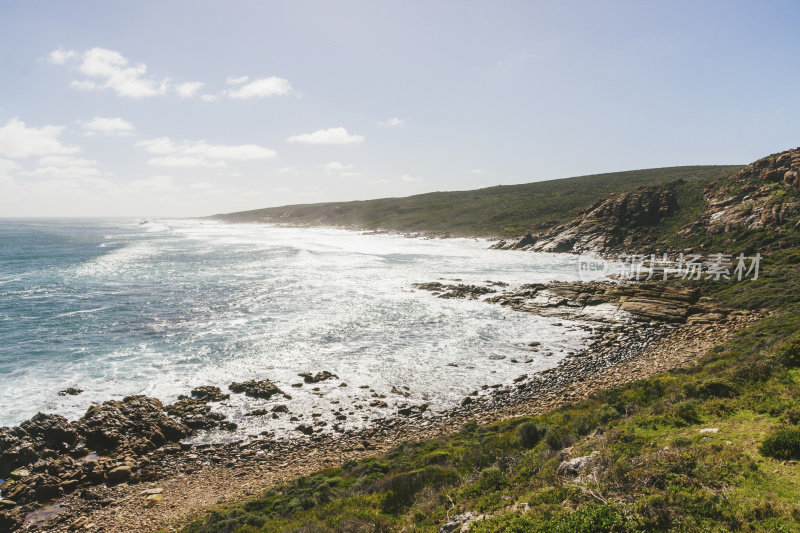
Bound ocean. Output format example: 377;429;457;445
0;218;590;438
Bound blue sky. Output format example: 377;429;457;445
0;1;798;217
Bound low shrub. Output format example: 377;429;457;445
518;421;546;449
777;334;800;367
696;378;738;399
760;427;800;460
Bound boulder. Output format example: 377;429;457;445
229;380;286;400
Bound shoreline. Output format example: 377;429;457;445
1;279;758;531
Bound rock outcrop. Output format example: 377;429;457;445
686;147;800;236
494;183;679;254
495;147;800;254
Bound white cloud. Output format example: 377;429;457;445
274;166;297;174
190;182;214;190
47;48;77;65
225;76;292;99
135;137;177;154
175;81;204;98
26;156;102;179
321;161;360;176
400;174;422;182
201;94;217;102
287;127;365;145
379;117;405;127
274;186;291;192
136;136;276;167
0;158;22;175
182;141;276;160
322;161;353;172
147;156;226;168
127;175;182;193
71;47;170;98
472;168;483;174
0;118;79;158
81;117;134;136
226;75;249;85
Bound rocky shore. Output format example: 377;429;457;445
0;280;756;532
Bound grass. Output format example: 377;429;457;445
210;166;740;237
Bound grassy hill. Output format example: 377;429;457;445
211;166;741;237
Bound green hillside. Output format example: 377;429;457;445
211;166;741;237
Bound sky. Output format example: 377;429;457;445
0;1;799;218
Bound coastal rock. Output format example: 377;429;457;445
57;388;83;396
228;380;286;400
78;395;191;454
165;398;236;431
190;386;229;402
697;147;800;236
440;512;485;532
496;183;679;254
412;282;496;299
105;466;131;483
298;371;338;384
558;450;600;477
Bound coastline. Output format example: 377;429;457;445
1;278;757;532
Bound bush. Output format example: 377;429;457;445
696;379;738;399
479;466;508;490
777;335;800;367
376;465;459;513
760;428;800;460
783;408;800;425
545;426;574;450
518;422;546;449
673;401;701;426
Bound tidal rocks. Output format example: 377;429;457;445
190;386;229;402
0;414;78;479
165;398;236;431
412;282;496;299
105;465;131;483
78;396;191;454
486;280;704;323
57;387;83;396
298;371;338;384
295;424;314;435
228;379;286;400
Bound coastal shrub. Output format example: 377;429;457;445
782;408;800;425
376;465;459;513
777;335;800;367
545;426;574;450
518;421;546;449
760;428;800;460
598;403;621;424
696;379;738;399
673;401;701;426
479;466;508;491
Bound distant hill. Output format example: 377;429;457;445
209;166;741;237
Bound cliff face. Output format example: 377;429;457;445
496;147;800;254
492;183;679;253
683;147;800;236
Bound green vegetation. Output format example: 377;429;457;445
212;166;740;237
